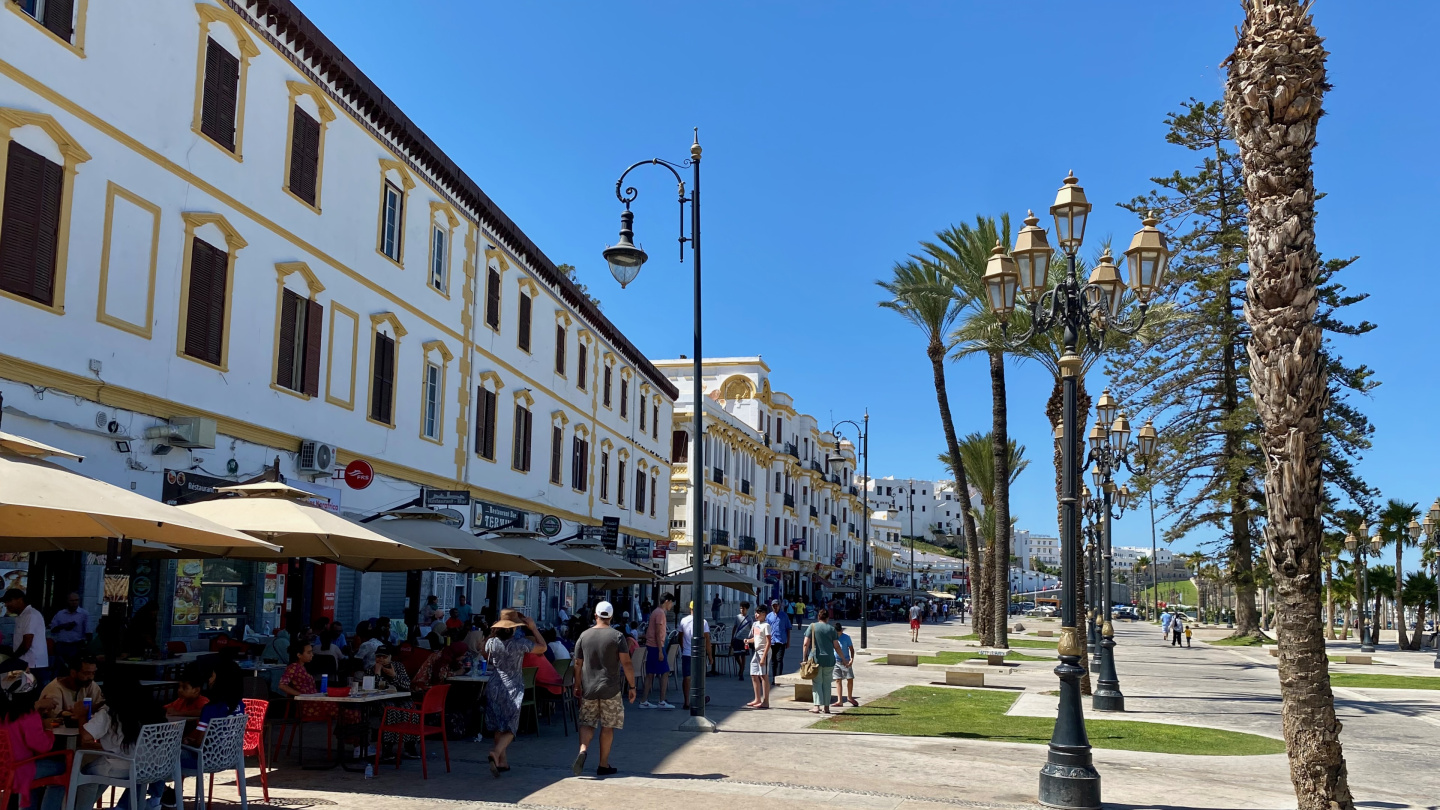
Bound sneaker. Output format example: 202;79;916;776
638;701;655;709
656;701;675;710
597;765;618;777
571;749;587;776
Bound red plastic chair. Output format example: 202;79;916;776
373;685;450;778
0;725;73;810
211;698;270;803
166;641;188;654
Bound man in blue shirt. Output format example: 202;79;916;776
457;595;474;626
766;599;791;686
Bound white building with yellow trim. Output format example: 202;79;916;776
0;0;673;637
655;357;869;603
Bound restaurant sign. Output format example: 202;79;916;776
474;501;527;531
423;489;471;506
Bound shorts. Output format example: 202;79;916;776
681;655;693;678
646;645;670;675
749;652;766;676
833;661;854;680
910;618;921;630
577;694;625;729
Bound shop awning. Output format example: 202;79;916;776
363;509;552;575
927;590;957;600
662;566;765;596
0;452;280;555
176;483;456;568
480;532;618;579
827;586;859;594
561;544;655;581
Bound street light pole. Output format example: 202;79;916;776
978;176;1167;810
602;130;712;733
1424;501;1440;668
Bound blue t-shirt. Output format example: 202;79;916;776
767;611;791;645
195;700;243;734
837;632;854;663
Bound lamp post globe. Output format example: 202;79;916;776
1050;171;1092;252
983;241;1021;322
602;209;648;287
1123;212;1170;303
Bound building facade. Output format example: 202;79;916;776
861;475;978;539
0;0;672;640
657;358;870;604
1014;530;1062;571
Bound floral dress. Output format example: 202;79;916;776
280;662;337;722
484;635;532;735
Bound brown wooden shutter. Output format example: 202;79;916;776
184;238;227;366
617;460;626;507
201;39;240;151
636;469;646;513
550;425;563;484
42;0;74;41
303;299;323;396
577;344;587;389
620;378;628;418
571;437;581;489
288;107;321;206
371;333;395;423
0;143;63;306
653;404;659;438
475;387;496;460
521;407;533;471
517;293;531;351
276;288;300;388
485;269;500;328
554;325;565;374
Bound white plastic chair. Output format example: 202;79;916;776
64;720;183;810
182;713;248;810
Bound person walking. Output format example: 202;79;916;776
571;601;634;778
710;593;722;624
745;605;771;709
908;600;923;643
729;602;753;680
1162;608;1175;643
1171;613;1184;647
638;593;674;709
678;602;710;710
1184;623;1193;648
794;598;806;630
831;622;858;707
48;592;89;670
484;610;547;777
766;599;791;686
3;590;49;682
801;610;844;714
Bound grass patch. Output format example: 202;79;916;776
944;634;1058;649
1133;579;1198;607
1329;673;1440;690
814;686;1286;756
1208;635;1276;646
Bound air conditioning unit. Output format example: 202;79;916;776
297;440;337;474
143;416;216;448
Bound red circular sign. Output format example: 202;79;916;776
343;459;374;490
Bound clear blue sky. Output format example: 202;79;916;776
297;1;1439;566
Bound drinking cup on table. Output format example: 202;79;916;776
362;675;375;691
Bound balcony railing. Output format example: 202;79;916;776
830;515;838;527
848;485;858;496
740;479;751;495
809;506;819;519
738;535;757;551
785;443;799;459
671;463;688;478
810;460;824;473
710;528;730;547
712;467;725;485
783;493;795;509
670;519;686;529
828;473;841;485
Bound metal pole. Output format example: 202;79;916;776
909;485;916;604
860;412;870;649
1358;547;1373;654
1093;485;1124;711
1149;490;1158;623
1038;251;1099;810
681;135;712;733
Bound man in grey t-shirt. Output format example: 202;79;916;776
572;600;634;777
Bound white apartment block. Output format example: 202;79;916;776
1113;546;1175;573
860;475;979;538
657;357;869;600
0;0;673;636
1014;530;1062;571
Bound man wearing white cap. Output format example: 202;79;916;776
679;601;710;710
572;601;634;777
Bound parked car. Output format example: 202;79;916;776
1026;605;1057;618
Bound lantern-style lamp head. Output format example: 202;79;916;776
1081;484;1092;502
1344;532;1357;553
1095;388;1119;426
982;240;1020;322
1358;521;1370;539
1124;211;1169;303
1409;519;1423;541
1430;499;1440;524
1050;171;1092;252
1117;484;1132;511
602;209;648;287
1089;464;1102;489
1369;533;1383;554
1110;411;1132;455
1012;210;1054;297
1054;422;1064;440
1088;422;1107;452
1136;418;1158;461
1087;249;1125;321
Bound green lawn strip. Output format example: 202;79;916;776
923;650;1053;663
814;686;1286;756
1133;579;1199;606
1329;673;1440;690
944;634;1057;649
1208;635;1276;646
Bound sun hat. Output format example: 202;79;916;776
595;601;614;619
492;608;525;629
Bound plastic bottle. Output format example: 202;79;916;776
320;674;329;694
363;763;374;779
82;698;92;722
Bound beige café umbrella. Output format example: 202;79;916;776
0;450;280;555
481;528;619;579
561;543;655;582
176;483;457;570
662;566;764;596
363;508;552;575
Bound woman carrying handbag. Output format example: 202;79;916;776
800;609;845;715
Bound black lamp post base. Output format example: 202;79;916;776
1039;762;1102;810
1091;687;1124;712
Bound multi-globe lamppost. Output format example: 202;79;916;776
1414;501;1440;667
830;415;872;649
600;130;713;732
1343;525;1383;655
979;174;1168;810
1080;397;1156;714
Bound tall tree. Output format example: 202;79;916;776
1227;3;1349;808
876;260;987;643
920;215;1015;648
1378;499;1419;649
1402;572;1436;651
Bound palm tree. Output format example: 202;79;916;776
1330;565;1355;640
1378;499;1419;649
1367;565;1396;643
877;260;987;643
1227;1;1343;805
920;214;1015;649
1402;572;1437;649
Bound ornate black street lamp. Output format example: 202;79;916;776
1422;502;1440;668
980;175;1168;810
602;130;712;733
830;415;871;649
1344;525;1382;654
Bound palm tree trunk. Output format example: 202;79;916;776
1323;561;1335;640
928;341;989;645
988;349;1011;649
1395;545;1409;649
1228;3;1350;807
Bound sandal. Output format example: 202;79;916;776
488;754;501;778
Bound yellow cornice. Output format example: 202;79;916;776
274;261;324;296
369;311;407;338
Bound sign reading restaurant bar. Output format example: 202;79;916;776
474;501;527;531
423;489;471;507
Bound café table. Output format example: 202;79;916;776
293;690;410;772
112;652;208;680
52;726;79;750
139;680;180;703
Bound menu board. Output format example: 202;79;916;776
173;559;203;626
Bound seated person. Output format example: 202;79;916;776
541;628;570;663
3;670;65;810
76;674;168;810
445;608;463;633
521;650;564;697
38;656;103;722
163;668;209;718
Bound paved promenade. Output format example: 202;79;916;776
215;619;1440;810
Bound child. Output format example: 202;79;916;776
1184;624;1192;648
164;677;209;718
